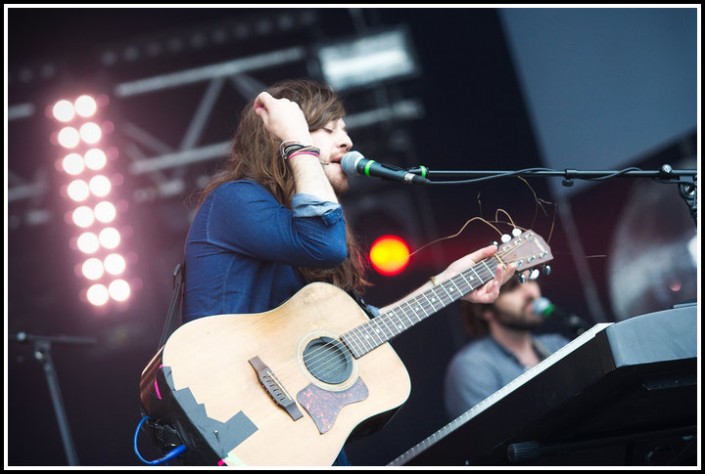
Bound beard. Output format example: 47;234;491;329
494;310;544;332
324;164;349;195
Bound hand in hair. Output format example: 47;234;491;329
254;91;312;145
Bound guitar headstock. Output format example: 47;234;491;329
496;230;553;276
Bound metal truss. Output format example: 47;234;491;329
8;10;426;229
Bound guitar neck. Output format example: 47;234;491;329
341;257;499;358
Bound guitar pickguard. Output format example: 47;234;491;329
297;377;369;434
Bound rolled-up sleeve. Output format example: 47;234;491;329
292;193;343;226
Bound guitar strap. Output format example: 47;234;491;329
158;261;186;348
348;290;379;319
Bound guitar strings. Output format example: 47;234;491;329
342;262;498;353
278;248;511;384
409;175;560;263
270;245;518;388
286;261;503;385
307;228;549;380
407;216;505;260
287;213;553;382
277;267;500;388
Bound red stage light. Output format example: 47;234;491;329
369;235;411;276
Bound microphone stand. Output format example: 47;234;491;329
409;164;697;226
11;331;98;466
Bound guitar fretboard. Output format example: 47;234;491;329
341;258;499;358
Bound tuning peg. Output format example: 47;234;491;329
492;240;499;248
500;234;511;243
529;269;540;280
542;264;551;276
511;228;522;237
517;272;527;284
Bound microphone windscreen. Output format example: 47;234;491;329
532;297;552;317
341;151;364;176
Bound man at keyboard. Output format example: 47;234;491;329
443;275;571;419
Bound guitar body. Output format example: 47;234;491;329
140;282;411;466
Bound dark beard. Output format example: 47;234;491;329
496;313;544;332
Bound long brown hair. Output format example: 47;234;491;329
198;78;371;293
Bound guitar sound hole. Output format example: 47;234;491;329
303;337;353;385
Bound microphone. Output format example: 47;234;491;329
533;297;591;335
341;151;430;185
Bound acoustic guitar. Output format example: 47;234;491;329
139;230;552;466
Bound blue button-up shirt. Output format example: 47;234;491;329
443;333;570;419
183;179;347;322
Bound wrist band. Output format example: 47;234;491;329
287;148;321;161
279;142;320;161
280;141;304;161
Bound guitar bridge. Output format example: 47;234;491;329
249;356;303;421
